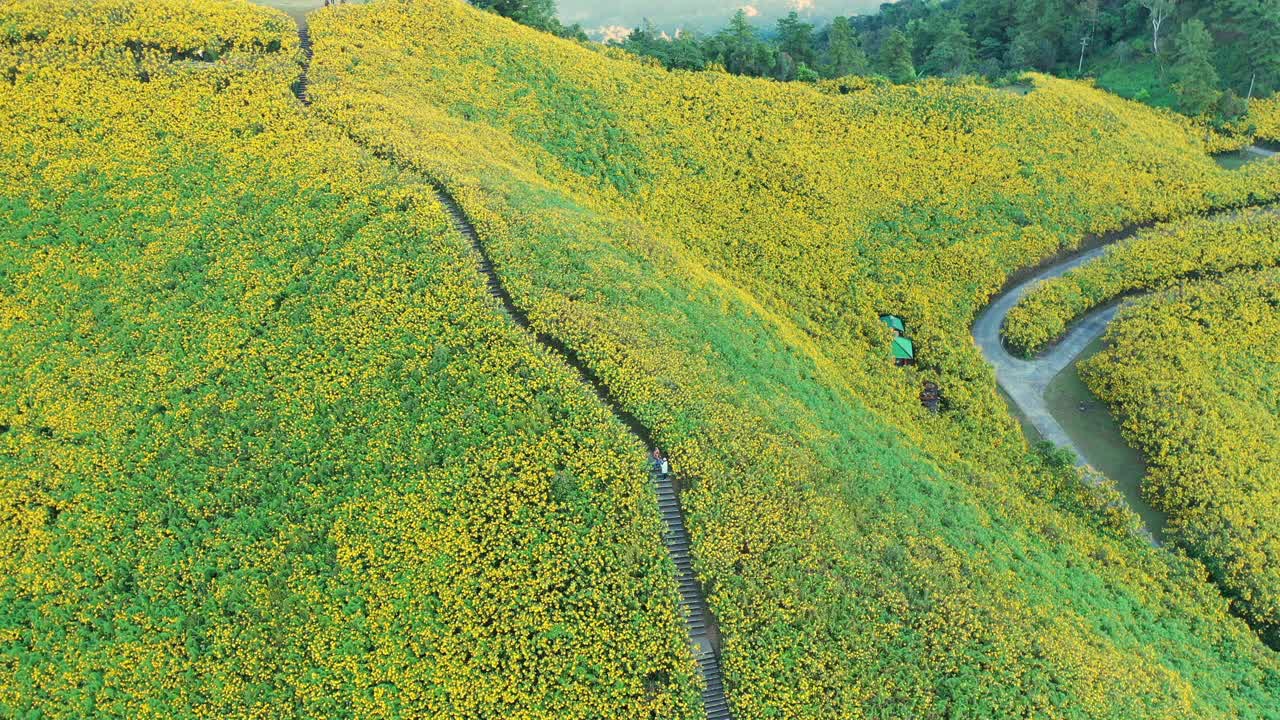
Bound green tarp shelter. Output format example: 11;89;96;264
880;314;906;333
892;336;915;360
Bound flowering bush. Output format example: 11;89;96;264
1082;270;1280;648
1003;209;1280;356
1254;96;1280;145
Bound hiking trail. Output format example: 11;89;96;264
288;16;734;717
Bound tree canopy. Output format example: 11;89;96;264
594;0;1280;121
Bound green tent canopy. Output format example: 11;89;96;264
880;314;906;333
892;336;915;360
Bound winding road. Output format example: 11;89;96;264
975;150;1276;470
973;246;1117;457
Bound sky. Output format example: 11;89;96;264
555;1;885;41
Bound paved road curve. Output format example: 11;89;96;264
972;246;1116;458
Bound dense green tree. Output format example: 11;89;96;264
1073;0;1100;75
874;0;938;32
880;29;917;82
776;11;817;68
1172;19;1220;115
471;0;587;39
472;0;557;32
1231;0;1280;95
923;18;976;75
619;20;700;69
824;16;869;77
1218;89;1249;122
605;0;1280;118
905;15;945;69
667;30;709;71
1138;0;1175;54
1008;0;1067;70
621;20;663;56
709;10;776;77
618;22;708;71
964;0;1017;67
775;49;797;80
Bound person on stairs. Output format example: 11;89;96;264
651;447;671;477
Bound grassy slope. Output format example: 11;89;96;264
0;2;698;718
1095;56;1179;111
309;0;1280;718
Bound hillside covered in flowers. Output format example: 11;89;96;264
1003;208;1280;356
0;1;698;717
3;0;1280;719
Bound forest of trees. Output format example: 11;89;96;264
472;0;1280;123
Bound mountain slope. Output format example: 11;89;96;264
0;2;698;717
307;0;1280;718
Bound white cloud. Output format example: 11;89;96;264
741;5;760;17
790;0;816;10
595;24;631;43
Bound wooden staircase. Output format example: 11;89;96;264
293;21;312;105
653;468;731;720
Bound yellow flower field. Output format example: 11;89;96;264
3;0;1280;718
303;1;1280;718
